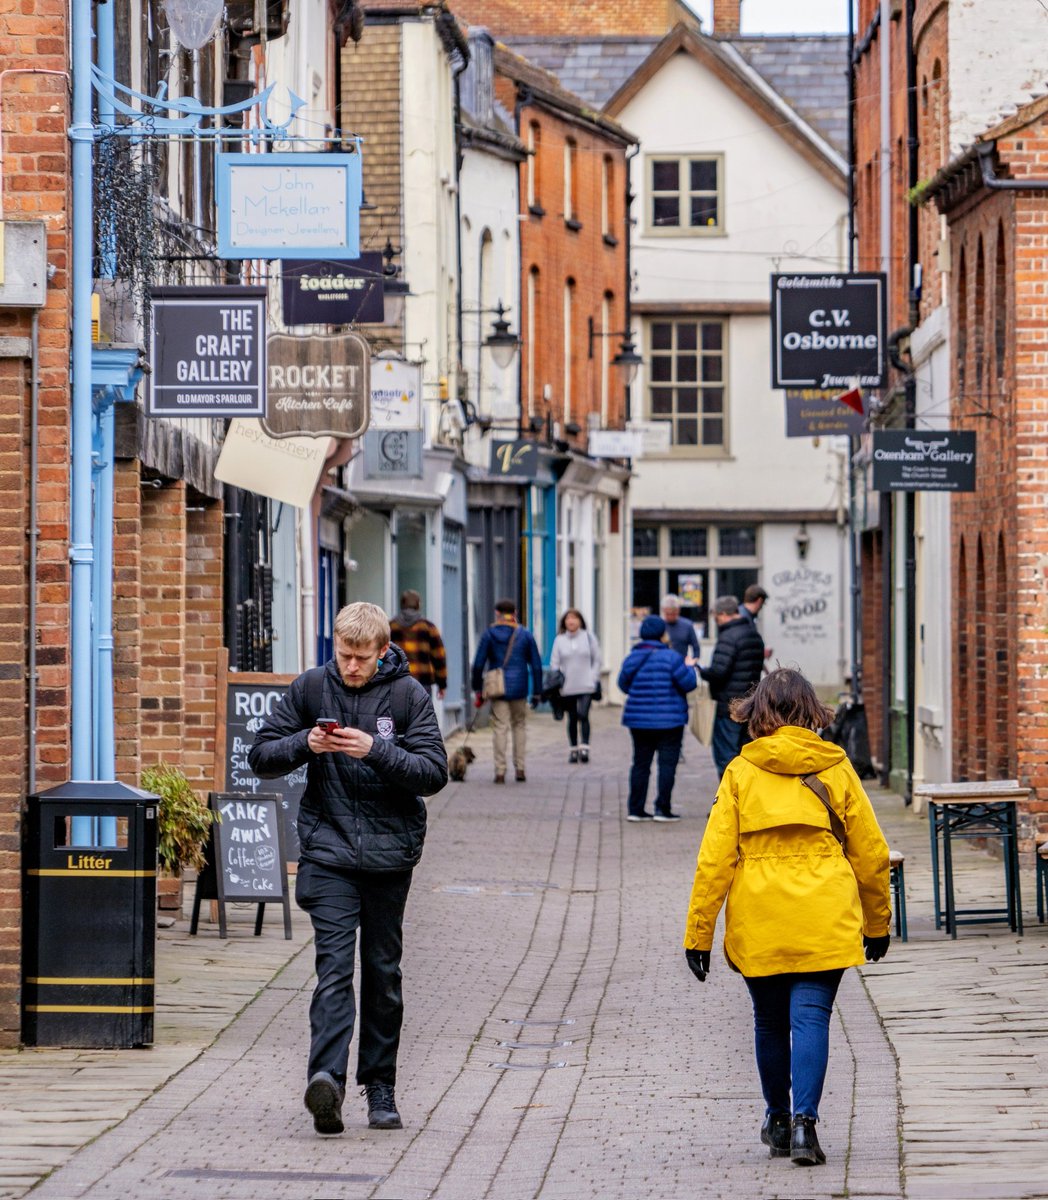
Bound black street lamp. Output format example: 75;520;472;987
587;315;643;385
483;301;521;369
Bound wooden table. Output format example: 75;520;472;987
912;781;1029;939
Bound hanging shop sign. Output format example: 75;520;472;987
872;430;976;492
771;272;886;390
214;420;332;507
215;152;362;259
148;286;266;417
261;331;370;440
370;357;422;430
785;390;866;438
281;254;384;326
363;429;424;479
490;439;540;479
588;429;645;458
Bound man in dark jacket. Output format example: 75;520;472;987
389;588;448;698
249;602;447;1137
700;595;766;778
470;598;543;783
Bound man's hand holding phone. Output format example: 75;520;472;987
309;717;374;759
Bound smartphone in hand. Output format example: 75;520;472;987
315;717;341;733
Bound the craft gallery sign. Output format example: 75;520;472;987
771;272;886;390
149;286;266;418
872;430;977;492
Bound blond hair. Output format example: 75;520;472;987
333;602;390;650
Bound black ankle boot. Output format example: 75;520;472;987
790;1115;826;1166
760;1111;791;1157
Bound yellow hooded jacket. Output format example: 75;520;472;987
684;725;891;977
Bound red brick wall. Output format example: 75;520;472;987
140;482;187;766
183;501;224;786
0;34;71;1043
516;98;630;443
914;0;948;320
452;0;692;38
113;459;143;783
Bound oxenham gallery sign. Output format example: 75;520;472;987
216;152;362;259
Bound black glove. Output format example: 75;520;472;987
685;949;710;982
863;934;890;962
529;695;540;709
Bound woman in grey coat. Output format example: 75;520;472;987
549;609;602;762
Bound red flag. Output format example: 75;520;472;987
835;385;864;415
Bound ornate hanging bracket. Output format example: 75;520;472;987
89;65;345;144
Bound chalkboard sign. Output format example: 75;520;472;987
217;672;306;861
190;793;292;939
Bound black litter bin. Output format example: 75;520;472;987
22;781;158;1048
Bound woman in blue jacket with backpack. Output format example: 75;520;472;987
618;615;697;822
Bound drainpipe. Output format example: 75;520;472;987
28;313;40;795
69;0;96;780
903;0;919;802
846;0;862;700
976;141;1048;191
95;0;117;781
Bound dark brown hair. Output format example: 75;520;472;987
495;598;517;616
729;668;835;736
558;608;588;632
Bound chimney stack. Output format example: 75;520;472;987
711;0;741;36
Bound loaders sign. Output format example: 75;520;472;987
771;273;886;390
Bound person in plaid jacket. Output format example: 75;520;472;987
389;590;448;698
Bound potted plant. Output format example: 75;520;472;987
140;763;216;913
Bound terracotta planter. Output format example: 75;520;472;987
156;870;183;913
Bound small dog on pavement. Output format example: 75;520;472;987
448;744;476;781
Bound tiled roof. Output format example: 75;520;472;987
504;32;849;157
503;36;661;109
718;35;849;156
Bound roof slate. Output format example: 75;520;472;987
504;32;849;157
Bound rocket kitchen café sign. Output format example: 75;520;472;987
261;331;370;440
872;430;977;492
771;272;886;390
149;286;266;418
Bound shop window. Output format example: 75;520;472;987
718;526;756;557
633;525;660;558
670;527;708;557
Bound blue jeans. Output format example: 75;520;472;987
743;969;844;1120
627;726;684;816
711;711;744;778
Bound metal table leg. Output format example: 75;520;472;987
929;802;942;930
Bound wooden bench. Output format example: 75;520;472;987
911;781;1029;938
1037;837;1048;925
889;850;907;941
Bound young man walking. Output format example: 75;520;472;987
249;602;448;1135
389;588;448;699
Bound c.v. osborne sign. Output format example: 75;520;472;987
771;273;886;389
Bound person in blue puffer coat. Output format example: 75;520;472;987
618;614;697;822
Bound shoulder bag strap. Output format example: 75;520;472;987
500;625;520;668
800;773;846;849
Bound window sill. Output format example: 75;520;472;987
565;217;583;232
602;233;619;247
528;203;546;218
641;226;726;238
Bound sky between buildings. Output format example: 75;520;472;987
687;0;849;34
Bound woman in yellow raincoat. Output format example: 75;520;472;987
683;668;891;1167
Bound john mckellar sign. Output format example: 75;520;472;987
261;332;370;440
771;272;886;389
149;286;266;418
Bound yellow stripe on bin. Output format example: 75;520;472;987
26;869;156;877
25;977;154;986
24;1005;155;1014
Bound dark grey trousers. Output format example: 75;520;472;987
295;859;413;1089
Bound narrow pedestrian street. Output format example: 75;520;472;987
7;706;1044;1200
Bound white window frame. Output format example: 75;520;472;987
645;153;724;236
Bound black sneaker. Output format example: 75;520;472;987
578;745;589;763
653;811;681;822
363;1082;403;1130
626;812;654;822
304;1072;344;1135
569;748;579;763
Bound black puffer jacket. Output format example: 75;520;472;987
700;616;765;711
248;644;448;872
